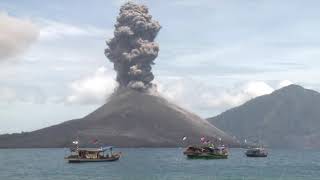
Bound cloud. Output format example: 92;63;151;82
202;81;274;109
158;78;293;116
0;87;17;103
0;12;39;61
277;80;293;89
242;81;274;97
66;66;118;105
39;20;111;41
0;86;47;104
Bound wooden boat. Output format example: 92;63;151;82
65;146;121;163
183;145;228;159
245;147;268;157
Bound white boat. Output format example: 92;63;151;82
245;147;268;157
65;146;121;163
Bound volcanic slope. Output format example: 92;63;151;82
0;88;236;148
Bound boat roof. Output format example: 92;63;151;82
252;147;264;149
77;146;113;152
247;148;257;150
77;148;104;152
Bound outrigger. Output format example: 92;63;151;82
65;146;121;163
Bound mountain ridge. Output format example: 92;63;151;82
208;84;320;149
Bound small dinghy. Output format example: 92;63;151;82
65;146;121;163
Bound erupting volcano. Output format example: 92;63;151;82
0;2;237;148
105;2;161;91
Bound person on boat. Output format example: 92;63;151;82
222;148;228;155
209;142;215;148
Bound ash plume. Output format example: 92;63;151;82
105;2;161;91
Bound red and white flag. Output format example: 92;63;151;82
200;136;205;143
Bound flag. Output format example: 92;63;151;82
182;136;187;141
200;136;205;142
92;139;99;144
72;141;78;145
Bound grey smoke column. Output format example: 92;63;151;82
105;2;161;91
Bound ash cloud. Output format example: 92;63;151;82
105;2;161;91
0;12;39;62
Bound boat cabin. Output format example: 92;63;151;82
72;147;113;159
65;146;120;163
245;147;268;157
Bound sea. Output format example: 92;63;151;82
0;148;319;180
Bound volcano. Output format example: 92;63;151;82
0;88;236;148
0;2;237;148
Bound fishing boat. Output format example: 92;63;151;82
183;145;228;159
65;146;121;163
245;147;268;157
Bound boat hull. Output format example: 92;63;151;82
66;155;120;163
245;153;267;157
245;148;268;158
183;146;229;160
186;154;228;159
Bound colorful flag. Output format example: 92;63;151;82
200;136;205;142
92;139;98;144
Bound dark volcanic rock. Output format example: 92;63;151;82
0;88;236;148
208;84;320;149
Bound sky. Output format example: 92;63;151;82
1;0;320;133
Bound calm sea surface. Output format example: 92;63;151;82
0;148;320;180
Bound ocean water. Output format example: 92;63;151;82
0;148;320;180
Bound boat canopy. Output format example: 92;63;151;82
77;148;104;152
100;146;113;151
76;146;114;152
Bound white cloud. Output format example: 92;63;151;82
242;81;274;97
39;20;111;41
203;81;274;109
0;87;17;103
158;78;292;116
277;80;293;89
0;86;47;104
0;12;39;61
66;66;118;105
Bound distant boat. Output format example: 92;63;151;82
245;147;268;157
65;146;121;163
183;145;228;159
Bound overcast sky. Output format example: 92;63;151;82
1;0;320;133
